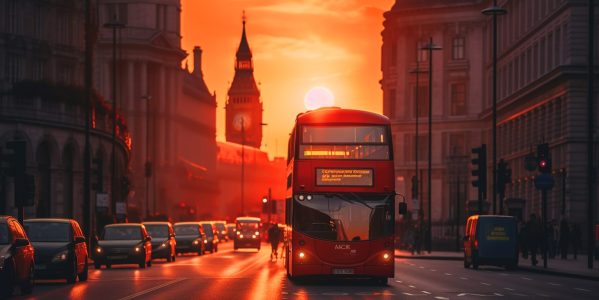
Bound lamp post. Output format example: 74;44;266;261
103;16;125;216
421;37;441;253
410;60;425;223
141;95;152;218
482;0;507;215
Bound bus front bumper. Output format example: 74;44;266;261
292;263;394;278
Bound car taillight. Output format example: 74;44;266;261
474;240;479;249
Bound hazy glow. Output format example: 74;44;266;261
304;87;335;110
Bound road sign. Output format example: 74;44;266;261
96;193;109;208
115;202;126;215
534;173;555;190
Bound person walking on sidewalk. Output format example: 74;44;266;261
571;223;582;260
267;223;281;261
559;218;570;259
526;214;542;266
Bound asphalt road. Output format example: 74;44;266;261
13;243;597;300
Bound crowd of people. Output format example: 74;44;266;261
518;214;583;265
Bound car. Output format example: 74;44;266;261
24;218;88;283
143;222;176;262
226;223;236;240
173;222;205;255
233;217;261;251
199;222;219;253
0;215;35;297
94;223;152;269
213;221;228;242
463;215;518;270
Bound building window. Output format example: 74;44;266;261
417;40;427;63
107;3;128;24
413;85;429;118
452;36;465;60
156;4;167;30
450;83;466;116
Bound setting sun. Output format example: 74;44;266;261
304;87;335;110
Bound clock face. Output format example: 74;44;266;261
233;112;251;131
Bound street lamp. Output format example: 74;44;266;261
421;37;441;254
141;95;152;218
103;16;125;216
410;60;426;224
482;0;507;215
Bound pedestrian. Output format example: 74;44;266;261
547;220;556;259
559;218;570;260
571;223;582;260
526;214;542;266
267;223;281;261
413;223;422;255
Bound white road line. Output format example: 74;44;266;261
408;285;416;288
521;277;532;280
460;277;468;280
512;293;528;296
481;282;491;286
419;266;425;269
504;288;515;291
117;278;186;300
421;291;431;294
444;273;452;276
575;288;591;292
395;280;403;283
430;269;437;272
435;297;450;300
548;282;561;286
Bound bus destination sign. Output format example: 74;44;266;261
316;168;374;186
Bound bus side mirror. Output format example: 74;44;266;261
398;202;407;215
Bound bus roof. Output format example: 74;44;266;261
296;107;390;125
236;217;261;222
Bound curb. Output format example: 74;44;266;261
395;255;462;261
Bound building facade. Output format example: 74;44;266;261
0;0;130;221
382;0;598;246
95;0;218;221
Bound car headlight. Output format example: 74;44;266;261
221;231;226;235
52;250;69;262
161;243;167;248
134;247;141;252
240;234;244;239
96;247;103;253
193;240;200;245
255;231;259;236
203;239;208;244
251;235;256;239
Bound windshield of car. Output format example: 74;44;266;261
0;224;9;244
215;223;226;232
103;226;142;240
293;193;394;241
24;222;71;242
236;222;259;233
174;225;199;236
145;225;169;238
201;224;213;237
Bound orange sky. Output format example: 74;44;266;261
181;0;394;158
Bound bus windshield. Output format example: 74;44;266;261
299;125;390;160
293;193;394;241
237;222;259;233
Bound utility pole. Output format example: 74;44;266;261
142;95;152;218
586;0;595;270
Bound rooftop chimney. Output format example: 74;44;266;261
193;46;202;77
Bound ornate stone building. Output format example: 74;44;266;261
95;0;218;220
0;0;130;220
382;0;598;244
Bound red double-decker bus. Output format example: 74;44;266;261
284;107;400;284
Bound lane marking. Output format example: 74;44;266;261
521;277;532;281
458;292;503;297
504;288;515;291
430;269;437;272
395;280;403;283
408;285;416;288
481;282;491;286
444;273;452;276
435;297;450;300
575;288;591;292
421;291;431;294
460;277;468;280
419;266;425;269
548;282;561;286
512;293;528;296
117;278;186;300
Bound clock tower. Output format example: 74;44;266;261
225;14;263;148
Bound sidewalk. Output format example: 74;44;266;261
395;249;599;281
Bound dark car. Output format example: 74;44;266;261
94;223;152;269
143;222;176;262
226;224;236;240
0;216;35;297
173;222;205;255
213;221;228;242
199;222;219;253
24;218;88;283
233;217;261;250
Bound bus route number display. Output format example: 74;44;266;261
316;168;374;186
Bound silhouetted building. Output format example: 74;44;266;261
96;0;218;220
0;0;130;219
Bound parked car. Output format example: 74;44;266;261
226;224;236;240
24;218;88;283
199;222;219;253
143;222;176;262
233;217;261;251
213;221;228;242
464;215;518;269
94;223;152;269
173;222;205;255
0;215;35;297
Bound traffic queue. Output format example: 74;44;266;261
0;215;236;298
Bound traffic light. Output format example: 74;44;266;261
92;158;103;191
537;143;551;173
471;144;487;194
496;159;511;195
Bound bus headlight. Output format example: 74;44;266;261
135;247;141;252
204;239;208;244
298;252;305;259
240;234;244;239
306;195;312;201
383;253;391;261
96;247;103;253
255;231;259;236
251;235;256;239
193;240;200;245
298;195;305;201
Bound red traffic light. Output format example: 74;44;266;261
539;160;547;168
178;201;187;209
